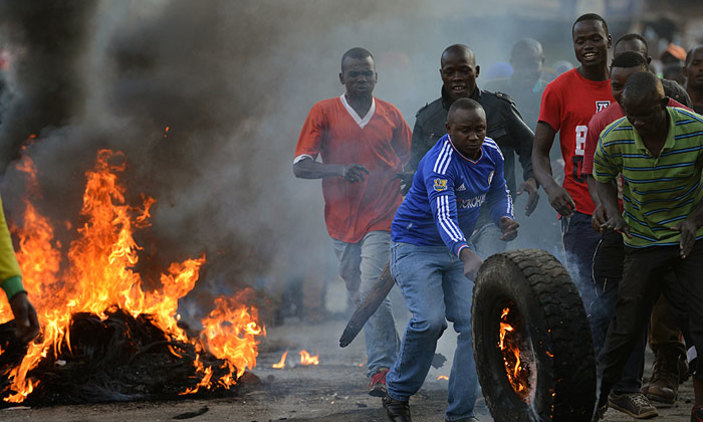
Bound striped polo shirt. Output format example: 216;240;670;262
593;107;703;248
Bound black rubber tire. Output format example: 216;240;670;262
472;249;597;422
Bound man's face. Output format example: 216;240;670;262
684;48;703;89
623;93;667;139
573;20;610;68
611;66;644;105
510;48;543;87
339;56;377;98
440;51;479;102
446;107;486;160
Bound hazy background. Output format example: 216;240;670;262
0;0;701;325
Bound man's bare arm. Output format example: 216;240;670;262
532;122;575;216
293;158;369;183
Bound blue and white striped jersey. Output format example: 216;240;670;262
391;134;513;257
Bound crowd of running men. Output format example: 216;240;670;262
293;12;703;422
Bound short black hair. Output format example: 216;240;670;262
341;47;373;71
614;33;648;54
447;98;484;123
441;44;475;66
572;13;609;37
685;46;703;66
611;51;648;70
623;71;663;101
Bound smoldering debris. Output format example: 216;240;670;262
0;309;257;406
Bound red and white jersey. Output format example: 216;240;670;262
539;68;614;215
294;95;412;243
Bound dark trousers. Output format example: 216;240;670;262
590;230;646;393
561;211;601;315
599;240;703;401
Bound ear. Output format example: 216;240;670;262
339;72;344;85
607;34;613;48
475;65;480;78
445;121;451;134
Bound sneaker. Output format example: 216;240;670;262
383;394;411;422
642;347;687;406
369;368;389;397
693;405;703;422
608;392;658;419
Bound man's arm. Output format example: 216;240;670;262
673;200;703;259
0;200;39;343
484;145;519;241
503;100;540;216
532;121;575;216
293;158;368;183
596;179;629;236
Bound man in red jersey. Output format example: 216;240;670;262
293;47;411;398
532;13;614;315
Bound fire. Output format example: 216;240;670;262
272;350;288;369
0;149;265;402
299;350;319;366
437;375;448;381
498;305;531;401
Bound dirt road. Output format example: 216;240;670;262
0;313;695;421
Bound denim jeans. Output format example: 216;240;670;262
469;222;507;259
469;208;507;259
561;211;601;313
386;241;478;421
332;231;399;377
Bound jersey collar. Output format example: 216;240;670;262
340;94;376;129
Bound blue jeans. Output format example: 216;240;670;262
561;211;601;314
387;241;478;421
470;222;507;259
332;231;399;377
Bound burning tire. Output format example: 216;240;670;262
472;249;597;422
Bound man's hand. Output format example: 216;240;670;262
516;178;540;216
591;204;608;232
600;214;631;238
672;219;698;259
395;171;414;195
9;292;39;344
498;216;519;241
460;248;483;280
545;184;576;217
342;164;370;183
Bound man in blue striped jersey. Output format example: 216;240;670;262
382;98;518;422
593;71;703;421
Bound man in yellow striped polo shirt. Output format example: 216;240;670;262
593;71;703;420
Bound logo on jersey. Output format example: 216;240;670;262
433;178;448;192
488;171;494;185
457;183;466;191
596;101;611;112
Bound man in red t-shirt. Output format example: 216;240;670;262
532;13;613;318
293;47;411;397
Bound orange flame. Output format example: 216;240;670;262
272;350;288;369
0;149;264;402
498;306;530;401
299;350;319;366
437;375;448;381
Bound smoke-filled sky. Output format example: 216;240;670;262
0;1;656;317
